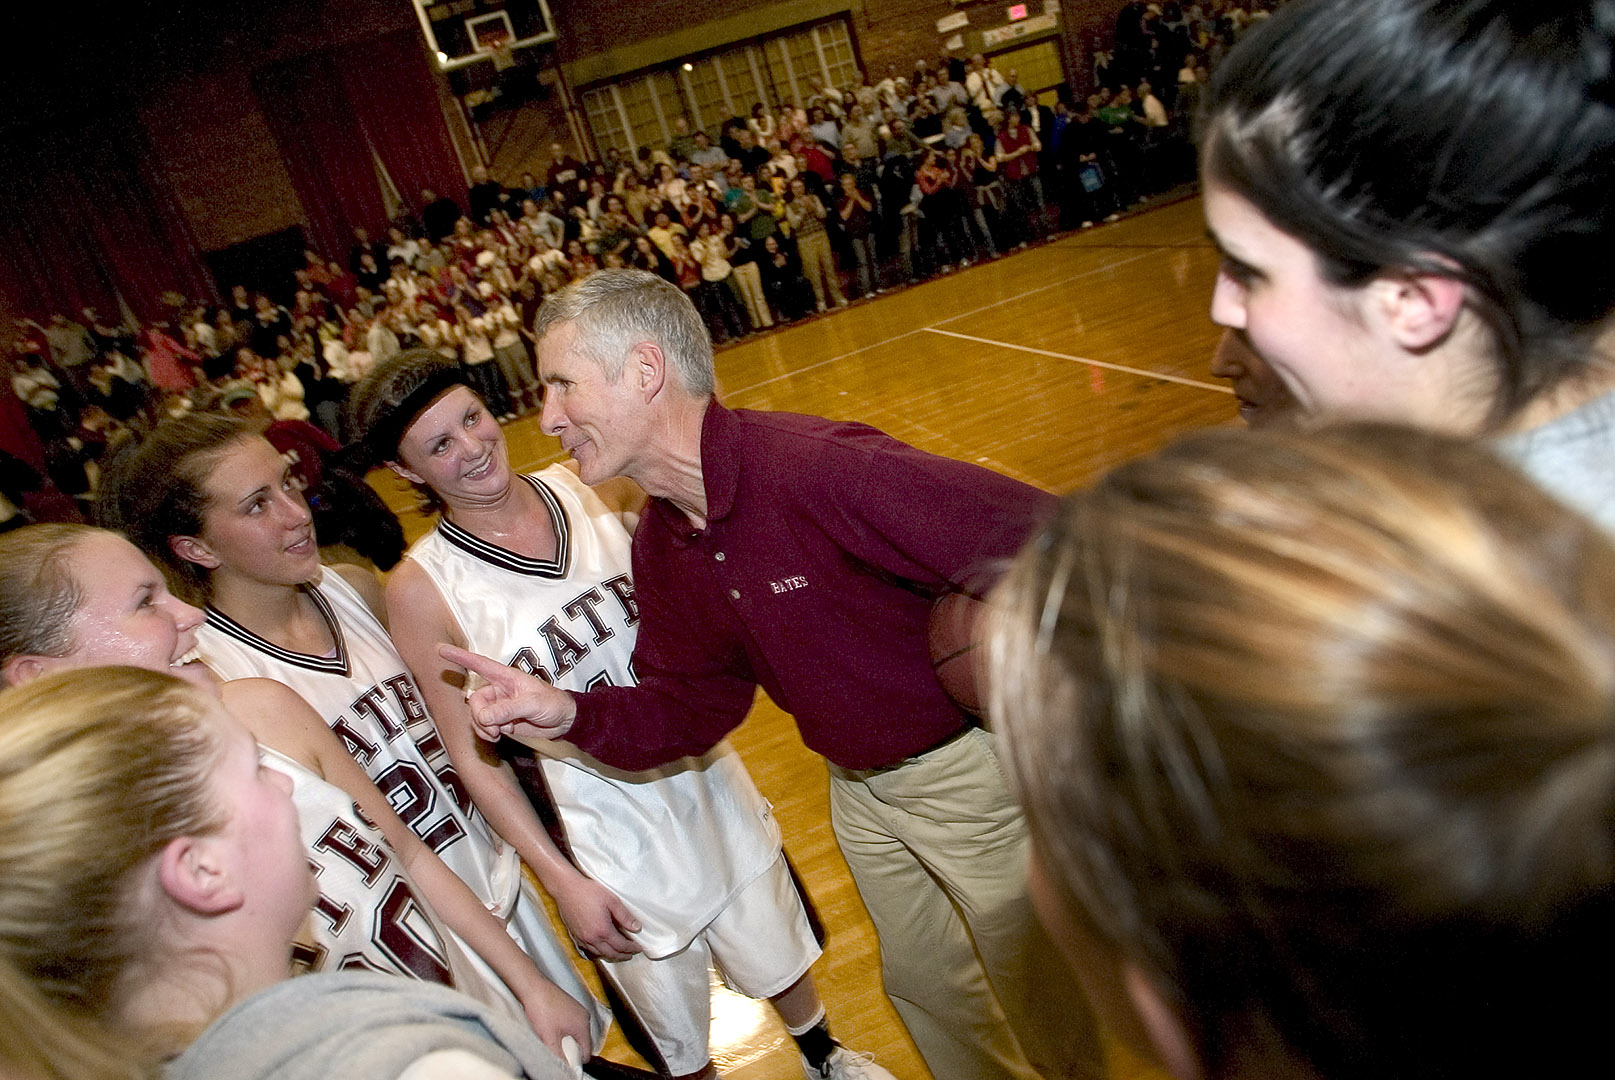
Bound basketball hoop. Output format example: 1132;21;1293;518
481;31;516;71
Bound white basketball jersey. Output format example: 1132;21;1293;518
201;574;610;1044
266;747;521;1020
405;466;782;957
199;573;517;911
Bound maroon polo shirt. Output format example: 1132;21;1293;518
565;401;1058;771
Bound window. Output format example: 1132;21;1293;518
766;28;823;107
991;40;1065;104
682;59;728;132
582;86;630;157
813;22;859;91
618;75;672;150
719;46;770;119
578;17;864;154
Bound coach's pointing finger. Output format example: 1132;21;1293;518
438;642;579;742
439;643;516;687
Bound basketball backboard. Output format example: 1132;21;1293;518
413;0;557;70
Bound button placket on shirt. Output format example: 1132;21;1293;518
703;532;740;600
716;550;740;598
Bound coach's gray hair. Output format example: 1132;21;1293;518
532;269;716;397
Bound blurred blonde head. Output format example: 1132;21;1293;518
0;667;227;1080
989;424;1615;1080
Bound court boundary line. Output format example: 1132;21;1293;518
523;242;1221;467
725;329;924;396
929;249;1155;327
1053;241;1217;250
921;327;1232;393
724;246;1169;398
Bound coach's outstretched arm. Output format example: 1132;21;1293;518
443;637;756;772
443;643;579;742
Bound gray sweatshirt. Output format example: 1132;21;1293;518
1493;388;1615;534
165;972;574;1080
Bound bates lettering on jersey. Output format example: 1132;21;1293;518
296;878;455;986
506;577;639;683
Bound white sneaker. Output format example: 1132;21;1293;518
802;1046;898;1080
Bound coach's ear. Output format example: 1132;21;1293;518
1;653;51;686
630;340;667;402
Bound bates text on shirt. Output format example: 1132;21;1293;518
770;575;809;594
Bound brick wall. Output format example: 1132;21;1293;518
51;0;436;259
548;0;1124;93
552;0;781;65
8;0;1136;292
857;0;958;80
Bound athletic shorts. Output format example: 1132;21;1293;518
597;854;822;1075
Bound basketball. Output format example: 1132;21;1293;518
929;590;988;717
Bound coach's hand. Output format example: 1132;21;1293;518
439;643;578;743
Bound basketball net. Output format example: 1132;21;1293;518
485;34;516;71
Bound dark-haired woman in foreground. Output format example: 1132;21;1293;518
989;425;1615;1080
1201;0;1615;528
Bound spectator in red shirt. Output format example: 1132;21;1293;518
995;110;1047;248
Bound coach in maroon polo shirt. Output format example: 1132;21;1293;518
446;270;1100;1080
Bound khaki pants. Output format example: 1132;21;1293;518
796;231;846;310
731;260;773;327
829;729;1104;1080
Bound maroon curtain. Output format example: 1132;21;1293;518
0;30;465;320
252;52;392;259
79;117;220;315
0;113;215;322
252;31;464;257
339;31;468;215
0;389;46;473
0;163;113;319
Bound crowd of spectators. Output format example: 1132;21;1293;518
3;1;1272;531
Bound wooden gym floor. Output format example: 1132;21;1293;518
375;192;1232;1080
